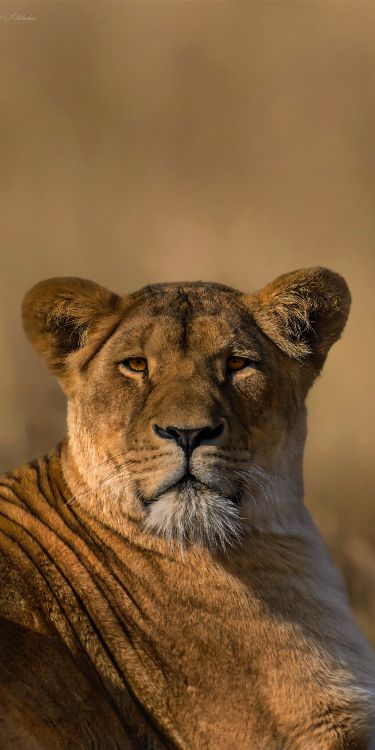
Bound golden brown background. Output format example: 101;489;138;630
1;1;374;639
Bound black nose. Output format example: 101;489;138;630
153;422;224;456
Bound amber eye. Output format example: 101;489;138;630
122;357;148;373
227;356;250;373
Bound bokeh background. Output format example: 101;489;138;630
1;1;374;640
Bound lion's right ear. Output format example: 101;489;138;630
22;277;122;373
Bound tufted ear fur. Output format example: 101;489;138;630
22;277;122;373
246;267;351;370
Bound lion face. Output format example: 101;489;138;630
22;270;351;550
67;284;292;549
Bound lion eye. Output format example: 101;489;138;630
227;356;250;373
122;357;148;372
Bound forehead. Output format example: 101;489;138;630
109;283;261;354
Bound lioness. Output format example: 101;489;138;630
1;268;374;749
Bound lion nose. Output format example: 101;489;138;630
153;422;224;457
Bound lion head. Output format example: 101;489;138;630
22;268;350;550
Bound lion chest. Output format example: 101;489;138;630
69;545;294;749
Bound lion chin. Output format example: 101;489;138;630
142;476;243;552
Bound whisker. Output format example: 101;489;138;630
63;466;135;510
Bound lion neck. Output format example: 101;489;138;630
54;438;353;750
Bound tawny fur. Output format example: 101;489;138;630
1;268;374;749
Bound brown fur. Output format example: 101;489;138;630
1;268;374;748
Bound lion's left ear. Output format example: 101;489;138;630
244;267;351;368
22;277;122;374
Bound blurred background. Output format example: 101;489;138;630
0;1;374;640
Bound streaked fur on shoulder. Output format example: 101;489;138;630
1;267;374;749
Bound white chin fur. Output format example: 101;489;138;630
143;484;243;552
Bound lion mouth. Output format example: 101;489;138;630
177;474;241;507
141;472;199;506
142;472;241;508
